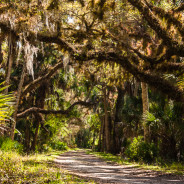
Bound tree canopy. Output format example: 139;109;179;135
0;0;184;158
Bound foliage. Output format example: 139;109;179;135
75;128;92;148
0;83;14;122
0;150;96;184
49;141;68;151
0;136;23;154
87;150;184;175
125;136;158;163
0;0;184;166
143;95;184;161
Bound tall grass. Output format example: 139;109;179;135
0;149;96;184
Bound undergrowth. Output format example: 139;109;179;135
87;150;184;175
0;150;96;184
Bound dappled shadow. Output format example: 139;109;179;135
54;150;184;184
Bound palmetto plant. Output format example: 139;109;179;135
0;83;14;122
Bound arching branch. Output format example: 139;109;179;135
21;61;63;97
17;101;96;118
127;0;184;57
81;51;184;102
147;2;184;36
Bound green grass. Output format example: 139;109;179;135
87;150;184;175
0;150;96;184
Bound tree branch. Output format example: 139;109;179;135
147;1;184;36
174;3;184;12
17;101;95;118
82;51;184;102
155;62;184;74
127;0;184;57
21;61;63;97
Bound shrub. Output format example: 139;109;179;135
50;141;68;151
125;136;157;163
0;136;23;154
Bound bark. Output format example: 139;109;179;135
31;113;42;151
4;32;16;94
87;51;184;103
0;41;3;64
103;87;110;152
149;4;184;36
17;101;95;118
127;0;183;56
113;87;125;154
102;117;105;152
21;62;63;97
11;62;26;140
98;116;103;151
25;121;31;153
92;132;96;150
31;82;47;151
133;79;140;97
1;17;184;104
141;82;149;142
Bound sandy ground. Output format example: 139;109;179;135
54;150;184;184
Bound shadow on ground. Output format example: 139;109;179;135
55;150;184;184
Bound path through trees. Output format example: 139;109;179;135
55;150;184;184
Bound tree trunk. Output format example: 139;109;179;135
11;62;26;140
92;132;96;150
31;82;47;151
102;116;105;152
133;78;140;97
103;87;110;152
4;32;16;94
98;116;103;151
0;41;3;64
31;114;41;151
141;82;149;142
113;87;125;154
25;121;31;153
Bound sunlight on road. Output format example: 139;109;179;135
55;151;184;184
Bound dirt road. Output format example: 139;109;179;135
55;150;184;184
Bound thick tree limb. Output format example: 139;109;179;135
0;21;78;55
17;101;95;118
155;62;184;73
146;2;184;36
82;51;184;102
21;61;63;97
1;14;184;103
174;3;184;12
127;0;184;57
0;5;11;14
28;33;78;55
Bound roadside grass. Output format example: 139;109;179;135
86;150;184;175
0;150;96;184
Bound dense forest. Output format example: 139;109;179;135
0;0;184;182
